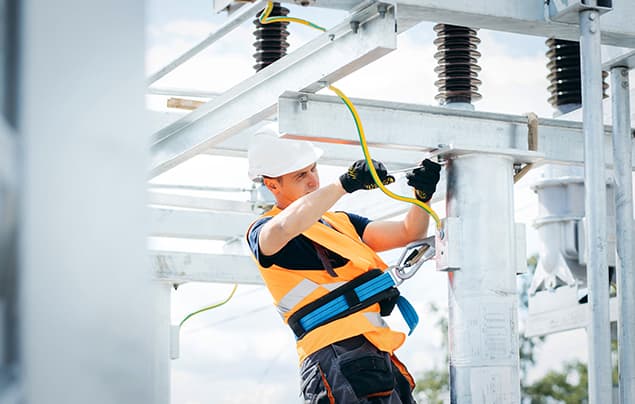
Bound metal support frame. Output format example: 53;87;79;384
445;154;520;403
277;92;634;167
150;3;397;176
150;207;255;239
149;190;257;213
142;0;635;400
611;66;635;403
152;251;262;285
603;47;635;70
147;0;267;86
394;0;634;47
206;129;425;167
579;6;612;403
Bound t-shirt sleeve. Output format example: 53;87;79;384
247;217;274;267
341;212;371;238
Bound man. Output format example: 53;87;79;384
246;128;441;403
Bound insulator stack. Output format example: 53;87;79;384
253;3;290;72
433;24;482;105
546;38;609;114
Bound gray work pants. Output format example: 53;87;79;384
299;335;417;403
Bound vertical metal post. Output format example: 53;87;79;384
446;154;520;403
0;120;18;403
579;6;612;403
0;0;20;400
611;66;635;403
19;1;163;403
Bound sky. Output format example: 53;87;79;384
143;1;628;403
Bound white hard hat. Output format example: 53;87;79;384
247;125;323;181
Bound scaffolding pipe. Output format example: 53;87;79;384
446;154;520;403
610;66;635;402
579;7;612;403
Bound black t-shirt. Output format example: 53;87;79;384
247;212;371;270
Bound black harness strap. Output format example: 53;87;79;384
287;269;400;340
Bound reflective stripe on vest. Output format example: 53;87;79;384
276;278;345;317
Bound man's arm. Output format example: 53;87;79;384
362;203;431;252
259;159;395;257
259;182;346;256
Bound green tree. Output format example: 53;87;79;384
523;361;588;404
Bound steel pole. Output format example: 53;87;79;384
0;121;18;403
446;154;520;403
20;1;163;403
579;7;612;403
610;66;635;403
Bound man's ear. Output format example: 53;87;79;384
263;178;278;192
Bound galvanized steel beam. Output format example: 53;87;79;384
152;251;262;285
395;0;635;48
208;130;426;168
603;47;635;70
445;154;520;403
150;208;256;240
579;7;612;402
149;190;257;213
278;91;635;167
611;66;635;403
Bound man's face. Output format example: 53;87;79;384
265;163;319;208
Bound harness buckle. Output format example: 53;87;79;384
388;236;436;286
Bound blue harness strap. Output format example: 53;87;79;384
292;271;419;338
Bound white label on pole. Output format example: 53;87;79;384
450;297;518;367
470;367;519;404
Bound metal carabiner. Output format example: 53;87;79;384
389;236;436;286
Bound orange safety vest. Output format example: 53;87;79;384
247;206;406;362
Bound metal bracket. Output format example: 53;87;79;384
436;217;462;271
432;144;545;165
548;0;613;24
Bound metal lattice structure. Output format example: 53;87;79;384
2;0;634;403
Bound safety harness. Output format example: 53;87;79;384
288;237;435;339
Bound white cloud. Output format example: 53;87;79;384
162;20;219;39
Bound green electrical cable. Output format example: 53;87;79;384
179;284;238;328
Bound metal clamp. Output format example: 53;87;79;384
388;236;436;286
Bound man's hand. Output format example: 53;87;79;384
339;159;395;193
406;159;441;203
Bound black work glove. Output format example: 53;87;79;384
339;159;395;193
406;159;441;203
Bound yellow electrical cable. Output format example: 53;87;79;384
179;284;238;328
256;2;441;230
328;85;443;230
259;1;326;32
